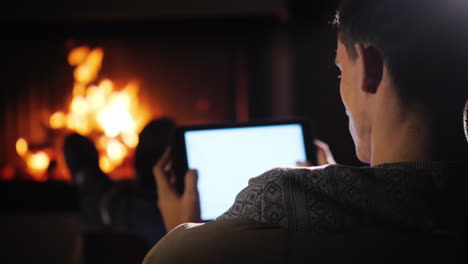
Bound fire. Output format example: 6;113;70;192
16;45;148;180
57;46;148;177
26;151;50;181
73;48;103;85
68;46;91;66
16;137;51;180
73;83;86;97
97;93;137;137
99;155;113;173
26;152;50;172
49;111;66;129
16;138;28;157
106;139;127;162
70;96;89;115
122;132;139;148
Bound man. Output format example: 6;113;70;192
144;0;468;262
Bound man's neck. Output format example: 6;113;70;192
371;105;468;166
370;109;433;166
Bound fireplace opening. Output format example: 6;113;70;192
1;15;294;181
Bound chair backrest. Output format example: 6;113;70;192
84;232;148;264
0;181;83;264
143;218;468;264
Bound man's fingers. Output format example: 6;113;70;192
316;147;328;165
314;139;336;165
153;148;173;194
184;169;199;196
155;148;171;171
296;161;312;167
314;139;329;151
169;173;177;185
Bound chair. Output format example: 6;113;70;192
0;181;83;264
84;232;148;264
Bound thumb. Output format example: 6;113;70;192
184;169;199;196
316;147;328;165
314;139;336;165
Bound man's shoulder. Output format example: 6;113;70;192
219;162;459;232
250;164;375;185
252;165;330;180
234;165;376;231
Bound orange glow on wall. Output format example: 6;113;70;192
0;166;15;181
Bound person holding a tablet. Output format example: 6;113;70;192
169;120;319;222
144;0;468;262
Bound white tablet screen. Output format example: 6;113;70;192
184;124;307;220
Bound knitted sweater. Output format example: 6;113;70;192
217;162;468;236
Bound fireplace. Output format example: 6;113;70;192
0;0;305;181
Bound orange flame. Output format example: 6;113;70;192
15;46;147;180
27;152;50;171
73;83;86;97
49;112;66;129
122;132;139;148
45;45;149;178
16;138;28;157
106;139;127;162
26;151;50;181
99;155;114;174
68;46;91;66
97;93;137;137
73;48;104;85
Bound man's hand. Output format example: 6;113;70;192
314;139;336;165
296;139;337;167
153;148;201;232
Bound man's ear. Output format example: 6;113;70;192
355;43;383;94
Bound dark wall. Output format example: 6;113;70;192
1;0;288;21
290;0;363;165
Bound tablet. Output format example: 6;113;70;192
171;120;315;221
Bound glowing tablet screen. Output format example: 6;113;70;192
184;124;307;220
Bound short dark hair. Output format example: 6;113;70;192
335;0;468;108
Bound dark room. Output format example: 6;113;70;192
1;0;467;263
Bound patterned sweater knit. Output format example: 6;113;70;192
217;162;468;236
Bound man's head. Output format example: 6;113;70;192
334;0;468;163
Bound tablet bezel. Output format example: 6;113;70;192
170;119;316;197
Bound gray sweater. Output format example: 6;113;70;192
217;162;467;236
